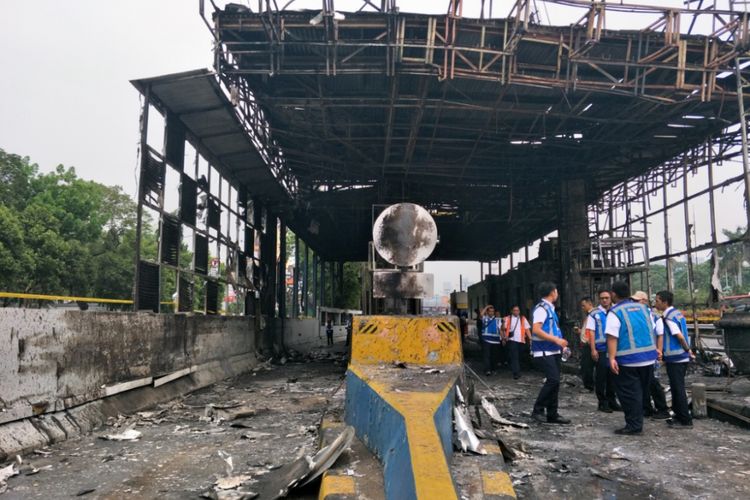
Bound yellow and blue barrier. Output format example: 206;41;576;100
345;316;463;499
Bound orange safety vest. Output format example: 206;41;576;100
504;315;527;339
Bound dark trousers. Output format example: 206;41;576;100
509;341;523;377
580;347;595;389
646;367;669;413
666;362;692;424
595;352;617;406
483;342;499;372
498;341;509;366
326;331;333;345
614;364;652;431
533;354;561;418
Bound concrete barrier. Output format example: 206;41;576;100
0;309;257;458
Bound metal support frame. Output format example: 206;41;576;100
133;86;150;310
293;234;300;317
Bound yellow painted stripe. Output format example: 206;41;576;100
318;473;356;499
320;417;344;430
481;471;516;498
0;292;176;306
484;443;502;455
0;291;133;304
349;364;458;500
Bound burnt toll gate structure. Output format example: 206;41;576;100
123;1;750;497
6;0;750;498
129;0;750;324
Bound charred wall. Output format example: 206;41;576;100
0;309;256;426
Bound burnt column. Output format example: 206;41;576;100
558;179;590;332
260;214;279;351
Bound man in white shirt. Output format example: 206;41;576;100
577;297;596;392
586;290;620;413
530;282;571;425
605;281;659;435
503;305;531;380
654;290;694;427
632;291;669;420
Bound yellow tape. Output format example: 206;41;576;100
0;292;175;306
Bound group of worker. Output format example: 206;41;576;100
476;280;694;434
477;303;532;380
577;282;694;433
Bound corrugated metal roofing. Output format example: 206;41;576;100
130;69;289;204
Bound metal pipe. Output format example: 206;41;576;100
663;171;673;291
734;58;750;230
683;164;700;344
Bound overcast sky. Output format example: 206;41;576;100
1;0;746;293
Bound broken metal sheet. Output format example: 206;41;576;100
215;475;254;490
453;406;486;455
455;386;466;406
204;404;268;423
0;463;18;492
480;397;530;429
254;425;355;499
218;450;234;476
99;429;142;441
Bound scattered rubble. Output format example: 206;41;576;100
453;387;487;455
254;426;355;499
99;428;142;441
480;397;529;429
0;463;18;493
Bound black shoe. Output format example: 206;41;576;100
547;415;571;424
485;370;492;376
598;403;613;413
609;402;622;412
666;418;693;427
614;427;642;435
651;411;670;420
531;412;546;423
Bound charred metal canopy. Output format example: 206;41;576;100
203;3;746;261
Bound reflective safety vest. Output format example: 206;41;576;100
481;316;501;344
504;315;527;342
589;308;608;352
531;301;562;353
663;308;690;363
611;299;658;365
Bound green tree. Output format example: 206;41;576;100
0;149;143;304
719;227;749;293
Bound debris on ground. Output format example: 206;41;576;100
0;463;19;493
99;428;142;441
215;475;254;490
453;387;487;455
254;425;355;499
480;397;529;428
